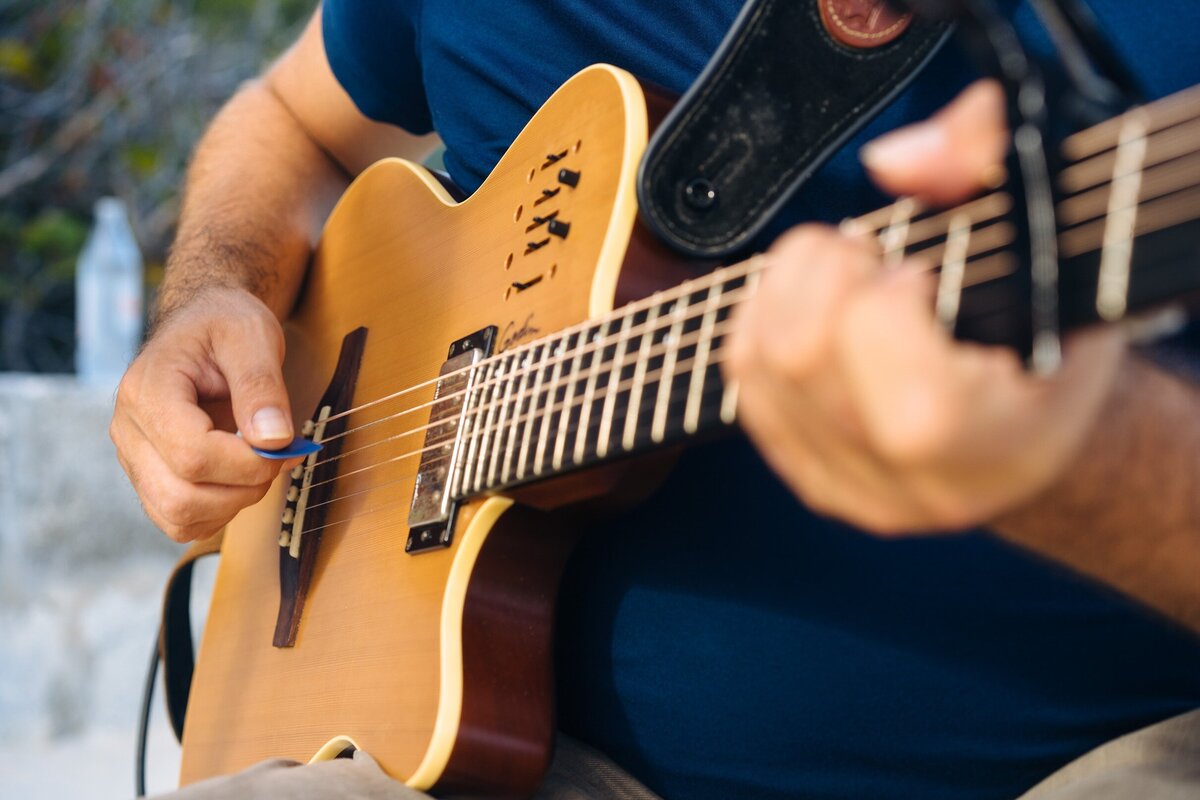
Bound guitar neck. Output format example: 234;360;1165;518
448;82;1200;499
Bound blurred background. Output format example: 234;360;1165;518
0;0;310;796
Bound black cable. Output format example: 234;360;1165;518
136;629;161;798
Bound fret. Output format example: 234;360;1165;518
720;267;761;425
450;363;484;498
487;353;519;486
573;320;612;464
935;213;972;330
651;295;689;444
684;279;724;434
597;309;634;458
516;343;547;480
882;197;918;268
460;358;496;494
623;295;664;451
552;329;586;471
501;349;535;484
472;356;505;492
534;331;570;475
1096;109;1150;321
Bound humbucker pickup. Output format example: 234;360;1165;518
406;326;496;553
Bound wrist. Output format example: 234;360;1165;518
151;283;274;339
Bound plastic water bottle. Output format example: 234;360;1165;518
75;197;144;389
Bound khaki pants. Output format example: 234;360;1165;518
152;709;1200;800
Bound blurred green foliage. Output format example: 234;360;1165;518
0;0;309;372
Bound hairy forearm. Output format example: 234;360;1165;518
995;353;1200;633
155;78;348;327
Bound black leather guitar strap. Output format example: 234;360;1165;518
637;0;953;258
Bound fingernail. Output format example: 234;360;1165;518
251;407;292;442
861;123;946;171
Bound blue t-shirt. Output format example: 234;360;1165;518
322;2;1200;798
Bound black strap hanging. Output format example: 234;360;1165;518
637;0;953;258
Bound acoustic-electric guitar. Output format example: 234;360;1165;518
171;64;1200;796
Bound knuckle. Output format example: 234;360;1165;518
237;301;283;339
248;479;275;504
160;523;195;544
157;491;203;529
169;448;211;482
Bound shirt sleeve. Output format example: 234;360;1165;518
321;0;434;134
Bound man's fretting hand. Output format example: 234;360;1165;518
110;287;301;542
724;80;1126;534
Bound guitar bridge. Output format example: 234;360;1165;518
273;327;368;648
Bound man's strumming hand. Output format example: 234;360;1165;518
110;287;300;542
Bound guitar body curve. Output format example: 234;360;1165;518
179;65;655;793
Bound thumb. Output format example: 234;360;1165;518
211;321;295;449
861;79;1008;205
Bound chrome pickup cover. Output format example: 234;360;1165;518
407;347;482;532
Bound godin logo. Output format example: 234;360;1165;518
499;314;541;352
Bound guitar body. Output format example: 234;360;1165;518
179;65;662;795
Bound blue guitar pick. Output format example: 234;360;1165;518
251;437;323;459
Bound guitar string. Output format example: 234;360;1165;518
1061;81;1200;160
298;331;737;516
299;160;1197;477
309;204;1010;453
291;196;1200;525
312;191;1008;434
1059;112;1200;196
308;130;1199;449
300;231;1018;477
299;303;752;494
289;341;741;533
296;191;1190;489
290;183;1200;520
267;92;1200;540
290;95;1200;476
1057;147;1200;229
297;186;1133;511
